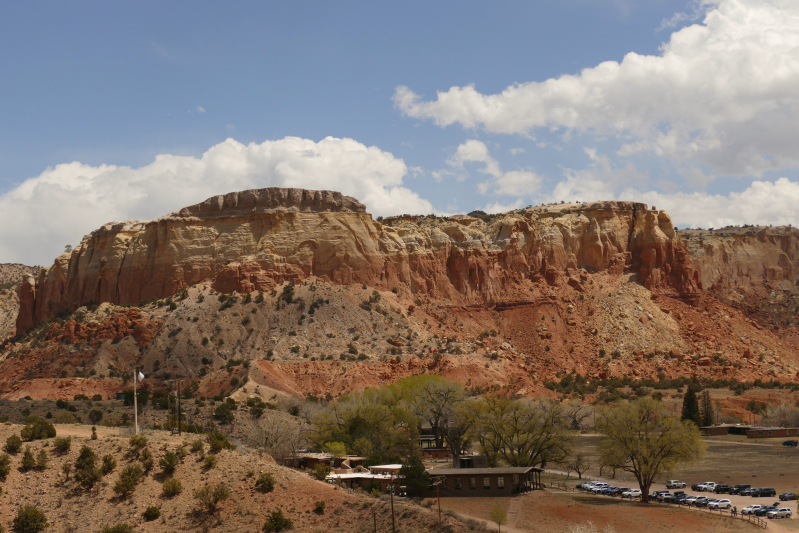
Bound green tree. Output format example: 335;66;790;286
12;504;48;533
398;455;430;498
321;442;346;458
489;502;507;532
596;398;706;503
680;387;701;426
0;453;11;481
5;434;22;454
159;451;179;475
700;390;715;427
74;445;102;488
20;447;35;472
114;463;143;497
395;375;466;449
20;418;56;441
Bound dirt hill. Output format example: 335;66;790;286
0;423;475;533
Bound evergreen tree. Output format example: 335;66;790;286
681;387;701;426
700;390;715;427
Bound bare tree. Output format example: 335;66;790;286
241;411;308;465
564;452;592;480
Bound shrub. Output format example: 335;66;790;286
255;473;276;493
207;432;234;453
162;478;183;497
91;426;98;440
141;448;154;471
53;436;72;454
143;506;161;521
214;403;234;424
4;435;22;454
89;409;103;424
12;504;48;533
160;451;179;475
310;464;331;480
74;446;102;488
203;455;217;469
20;418;56;442
190;439;204;454
100;525;133;533
263;509;293;532
0;453;11;481
129;434;148;453
114;463;143;497
21;447;35;472
101;454;117;474
36;449;48;470
193;484;231;514
314;501;326;514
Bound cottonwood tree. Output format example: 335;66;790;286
596;398;706;503
241;412;308;465
396;375;466;449
563;452;592;480
475;397;572;468
443;399;479;468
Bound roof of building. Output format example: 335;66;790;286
370;464;403;470
428;466;542;475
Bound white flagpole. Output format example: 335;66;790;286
133;369;138;436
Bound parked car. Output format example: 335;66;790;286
767;508;793;519
610;487;630;497
652;491;669;500
708;499;732;509
622;489;642;499
713;484;732;494
779;492;797;501
740;487;757;496
666;480;686;489
655;492;671;502
756;488;777;498
730;484;751;495
691;483;703;491
693;497;710;507
697;482;717;492
684;496;700;505
741;505;763;516
590;483;609;494
673;493;689;503
782;440;798;447
754;505;780;517
698;498;716;508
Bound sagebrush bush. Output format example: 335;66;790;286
0;453;11;481
114;463;143;498
20;418;56;441
53;436;72;454
101;454;117;474
143;506;161;521
12;504;48;532
159;451;179;474
207;432;234;453
255;473;275;493
100;524;133;533
4;435;21;454
162;478;183;497
74;446;102;488
190;439;204;453
129;435;148;453
314;500;326;514
193;484;231;514
21;447;36;471
263;509;293;532
203;455;217;469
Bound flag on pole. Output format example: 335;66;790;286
137;371;145;382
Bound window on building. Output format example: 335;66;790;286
483;477;490;489
454;478;461;490
513;474;519;485
759;431;763;436
769;431;773;436
498;477;505;489
470;478;476;490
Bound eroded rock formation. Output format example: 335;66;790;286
16;189;701;333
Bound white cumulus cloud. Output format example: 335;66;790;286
0;136;434;265
447;140;542;197
394;0;799;177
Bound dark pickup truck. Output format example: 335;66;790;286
714;484;732;494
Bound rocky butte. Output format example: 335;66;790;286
17;188;701;334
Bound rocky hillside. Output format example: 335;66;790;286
16;189;699;334
2;188;799;401
0;263;38;341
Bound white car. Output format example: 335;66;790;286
767;508;792;519
708;499;732;509
622;489;642;499
742;505;763;516
590;483;608;494
684;496;699;505
697;482;717;492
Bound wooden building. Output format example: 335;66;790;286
423;467;543;497
747;427;799;439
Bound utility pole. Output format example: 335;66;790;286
177;381;182;436
373;508;377;533
433;477;444;533
390;484;396;533
133;369;138;435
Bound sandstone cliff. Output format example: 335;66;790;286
16;189;701;334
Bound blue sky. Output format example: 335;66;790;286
2;0;799;264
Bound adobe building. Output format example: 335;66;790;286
422;467;542;497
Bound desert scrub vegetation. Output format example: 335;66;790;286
0;453;11;481
114;463;144;497
207;431;234;452
255;472;275;493
263;509;293;532
101;454;117;474
13;504;49;532
162;478;183;497
53;436;71;454
100;525;134;533
143;506;161;521
20;417;56;441
74;445;102;488
159;451;179;475
194;484;231;514
4;434;21;454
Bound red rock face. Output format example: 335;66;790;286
16;191;701;334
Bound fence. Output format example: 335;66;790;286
655;499;768;529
